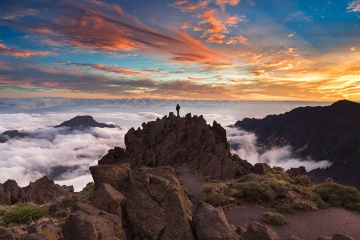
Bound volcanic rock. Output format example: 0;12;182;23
3;179;27;204
240;222;280;240
235;100;360;188
62;202;125;240
254;163;271;175
23;176;73;204
98;147;126;165
331;233;354;240
126;166;195;240
0;184;11;205
89;163;131;193
286;166;308;178
27;223;63;240
55;115;118;129
91;183;126;215
192;201;239;240
105;113;246;180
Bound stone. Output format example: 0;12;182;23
332;233;354;240
91;183;126;215
286;166;308;178
3;179;27;204
126;166;195;240
317;237;332;240
62;202;125;240
192;201;239;240
254;163;271;175
23;176;73;204
283;235;302;240
0;184;11;205
89;164;131;193
241;222;280;240
24;233;48;240
98;147;125;165
27;223;63;240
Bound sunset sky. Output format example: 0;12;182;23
0;0;359;101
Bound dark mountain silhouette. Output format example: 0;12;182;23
54;115;118;129
234;100;360;188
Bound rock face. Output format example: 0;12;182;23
102;113;247;180
192;201;239;240
3;180;27;204
63;202;124;240
0;184;12;205
27;223;63;240
23;176;73;204
91;183;126;215
54;115;118;129
126;166;195;240
98;147;126;165
235;100;360;188
89;163;131;193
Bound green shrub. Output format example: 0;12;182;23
313;182;360;212
262;212;287;226
0;209;6;216
200;184;232;207
79;182;95;203
2;203;46;225
233;181;276;204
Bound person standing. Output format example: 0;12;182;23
176;104;180;117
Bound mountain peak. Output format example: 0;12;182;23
55;115;118;129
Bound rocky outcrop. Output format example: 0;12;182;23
101;113;247;180
3;180;27;204
192;201;239;240
54;115;119;129
234;100;360;188
126;166;195;240
27;223;63;240
62;202;124;240
89;164;131;193
240;222;280;240
254;163;271;175
0;184;12;205
23;176;73;204
98;147;126;165
286;166;308;178
331;234;354;240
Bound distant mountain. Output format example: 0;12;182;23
54;115;118;129
0;115;119;143
234;100;360;188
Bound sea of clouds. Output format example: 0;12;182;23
0;99;332;191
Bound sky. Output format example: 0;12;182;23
0;0;359;101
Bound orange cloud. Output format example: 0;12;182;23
173;0;210;12
0;43;50;57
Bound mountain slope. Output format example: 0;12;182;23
234;100;360;188
54;115;118;129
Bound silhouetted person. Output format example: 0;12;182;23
176;104;180;117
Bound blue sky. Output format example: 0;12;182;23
0;0;359;100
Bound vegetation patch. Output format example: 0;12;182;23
2;203;46;225
262;212;287;226
200;183;233;207
314;182;360;212
79;182;95;203
0;209;6;216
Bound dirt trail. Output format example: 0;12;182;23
224;204;360;239
176;165;206;203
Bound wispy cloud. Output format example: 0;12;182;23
0;43;50;58
347;0;360;12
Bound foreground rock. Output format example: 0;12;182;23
63;202;124;240
23;176;73;204
240;222;280;240
193;201;239;240
102;113;249;180
126;166;195;240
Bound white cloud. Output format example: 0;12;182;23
226;127;333;171
347;0;360;12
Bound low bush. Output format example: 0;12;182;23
0;209;6;216
262;212;287;226
200;184;232;207
2;203;46;225
79;182;95;203
313;182;360;212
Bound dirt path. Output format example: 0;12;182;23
224;204;360;239
176;165;206;203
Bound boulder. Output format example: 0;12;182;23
192;201;239;240
254;163;271;175
89;164;131;193
241;222;280;240
126;166;195;240
332;234;354;240
3;179;27;204
62;202;125;240
283;235;302;240
0;184;11;205
286;166;308;178
23;176;73;204
91;183;126;215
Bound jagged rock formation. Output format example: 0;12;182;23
23;176;73;204
55;115;118;129
3;180;27;205
102;112;250;180
235;100;360;188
